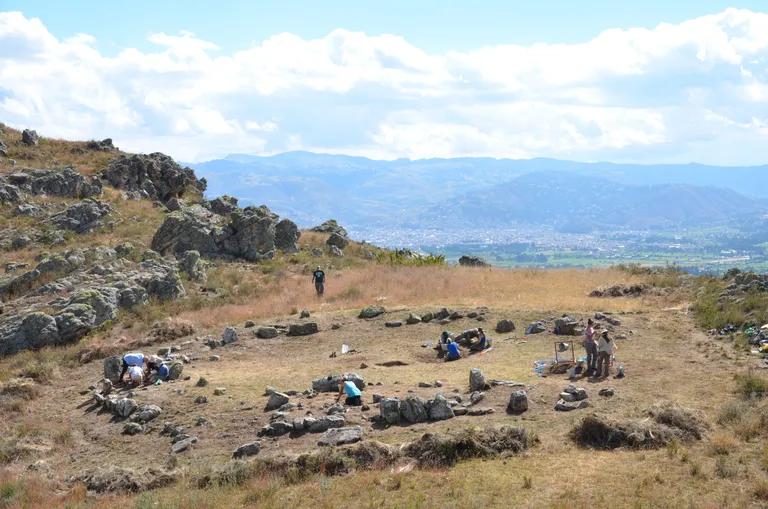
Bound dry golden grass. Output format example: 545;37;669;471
176;265;648;328
0;124;120;175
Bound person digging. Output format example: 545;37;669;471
337;375;362;406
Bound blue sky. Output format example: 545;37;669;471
1;2;768;164
4;0;766;52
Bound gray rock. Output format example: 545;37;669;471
113;398;138;418
598;388;615;397
194;396;207;404
469;368;487;392
86;138;115;151
171;436;198;454
103;356;123;383
427;395;455;421
307;415;345;433
311;220;347;237
102;152;206;203
6;167;101;198
453;406;468;416
507;390;528;414
318;426;363;446
554;316;580;336
326;232;349;250
207;195;238;215
122;422;144;435
265;391;290;411
221;326;238;344
399;395;428;424
554;399;589;412
385;321;402;328
178;250;206;281
326;403;345;415
329;245;343;257
495;319;515;333
21;129;39;146
275;219;300;253
288;322;318;336
359;306;385;319
256;326;279;339
405;313;421;325
467;407;495;416
14;203;42;217
232;442;261;459
525;321;547;334
132;405;162;424
213;387;226;396
470;391;485;405
299;309;310;319
48;199;111;233
312;373;365;393
380;398;400;424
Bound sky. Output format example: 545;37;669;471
1;1;768;164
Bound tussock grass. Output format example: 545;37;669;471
735;371;768;399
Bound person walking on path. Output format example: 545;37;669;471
596;330;616;379
583;319;598;376
312;266;325;296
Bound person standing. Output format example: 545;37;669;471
596;330;616;379
312;266;325;296
583;319;598;376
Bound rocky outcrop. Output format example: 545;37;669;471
205;195;238;215
178;250;206;281
48;199;111;233
102;152;206;202
326;232;349;250
86;138;116;151
1;167;102;201
0;248;185;356
151;204;300;262
311;219;347;237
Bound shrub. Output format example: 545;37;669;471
708;432;738;455
735;371;768;399
714;456;738;479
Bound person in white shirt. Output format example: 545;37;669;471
127;365;144;386
595;330;616;379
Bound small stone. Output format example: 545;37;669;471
265;391;290;411
300;309;310;319
467;407;495;416
507;390;528;414
213;387;226;396
233;441;261;458
171;436;198;454
470;391;485;405
221;326;238;344
599;388;615;397
244;320;256;328
122;422;144;435
495;319;516;333
196;377;208;387
194;396;207;404
209;355;220;362
385;321;402;328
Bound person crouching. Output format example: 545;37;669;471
338;376;362;406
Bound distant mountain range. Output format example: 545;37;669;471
190;152;768;233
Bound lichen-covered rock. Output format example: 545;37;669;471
178;250;206;281
232;441;261;458
507;390;529;414
311;219;348;237
206;195;238;215
427;395;455;421
326;232;349;250
48;199;111;233
359;306;385;319
21;129;39;146
399;395;428;424
288;322;318;336
318;426;363;446
265;391;290;411
102;152;206;203
469;368;487;392
380;398;401;424
275;219;300;253
6;167;102;198
132;405;162;423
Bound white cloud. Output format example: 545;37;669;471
1;8;768;164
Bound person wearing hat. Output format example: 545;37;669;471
337;375;362;406
312;266;326;296
595;330;616;379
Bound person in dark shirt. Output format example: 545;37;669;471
312;266;325;296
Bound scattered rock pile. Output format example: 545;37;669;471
554;384;589;411
0;167;102;203
589;284;647;298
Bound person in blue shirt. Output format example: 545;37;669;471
118;352;145;384
337;375;362;406
446;340;462;361
469;327;491;352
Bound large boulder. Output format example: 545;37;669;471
288;322;318;336
507;390;529;414
274;219;300;253
469;368;488;392
307;415;345;433
554;316;580;336
256;327;278;339
399;395;428;424
150;206;221;257
318;426;363;446
495;319;515;333
21;129;39;146
265;391;290;411
102;152;206;202
380;398;401;424
427;395;455;421
311;219;348;237
48;199;111;234
326;232;349;250
103;356;123;383
312;373;365;393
